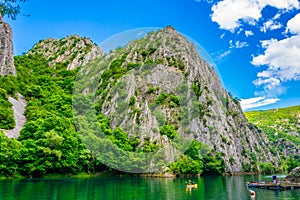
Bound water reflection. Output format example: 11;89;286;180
0;175;299;200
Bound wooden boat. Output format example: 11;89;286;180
246;181;300;190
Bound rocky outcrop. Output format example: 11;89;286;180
27;35;103;70
3;93;26;138
284;167;300;183
74;26;281;173
0;14;16;76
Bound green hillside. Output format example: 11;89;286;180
0;29;298;177
245;106;300;171
245;106;300;147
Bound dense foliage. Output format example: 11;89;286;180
1;33;297;177
0;55;107;177
245;106;300;172
0;0;26;20
0;76;18;129
0;52;228;177
245;106;300;148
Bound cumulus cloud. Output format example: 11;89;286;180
211;0;299;32
240;96;280;110
251;13;300;97
252;36;300;81
286;13;300;34
259;0;299;10
211;0;261;31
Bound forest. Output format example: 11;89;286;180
0;54;226;177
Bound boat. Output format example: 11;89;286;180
186;183;198;189
246;181;300;190
186;180;198;191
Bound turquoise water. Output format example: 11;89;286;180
0;175;299;200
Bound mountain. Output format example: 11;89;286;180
74;26;280;173
245;106;300;158
27;35;103;70
0;14;16;76
0;26;289;177
1;35;104;138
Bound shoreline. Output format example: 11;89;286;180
0;171;285;180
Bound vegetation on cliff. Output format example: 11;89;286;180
0;28;297;177
245;106;300;172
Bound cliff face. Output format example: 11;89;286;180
27;35;103;70
0;14;16;76
74;27;281;173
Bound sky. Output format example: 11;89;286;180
4;0;300;111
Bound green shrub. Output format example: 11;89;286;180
160;125;177;139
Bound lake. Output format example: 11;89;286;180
0;175;299;200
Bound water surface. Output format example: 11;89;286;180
0;175;299;200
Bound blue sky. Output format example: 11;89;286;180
5;0;300;111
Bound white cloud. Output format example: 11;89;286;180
229;40;249;49
260;19;282;33
211;0;299;32
259;0;299;10
240;96;280;110
217;50;231;60
251;33;300;96
235;41;249;48
212;50;232;63
195;0;215;3
252;36;300;81
245;30;254;37
286;13;300;34
211;0;261;31
220;33;225;39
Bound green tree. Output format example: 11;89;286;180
0;0;27;20
0;131;22;177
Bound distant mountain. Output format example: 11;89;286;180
245;105;300;157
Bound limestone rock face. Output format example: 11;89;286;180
3;93;26;139
0;14;16;76
284;167;300;183
27;35;103;70
75;26;281;173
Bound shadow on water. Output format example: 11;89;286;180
0;175;299;200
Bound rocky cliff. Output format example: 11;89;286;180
27;35;103;70
0;14;16;76
284;167;300;183
74;26;281;173
2;93;26;139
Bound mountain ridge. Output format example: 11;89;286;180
27;35;103;70
0;26;296;177
74;26;281;173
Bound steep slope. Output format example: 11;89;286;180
245;106;300;157
27;35;103;70
74;26;280;173
0;35;103;137
2;93;26;138
0;14;16;76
